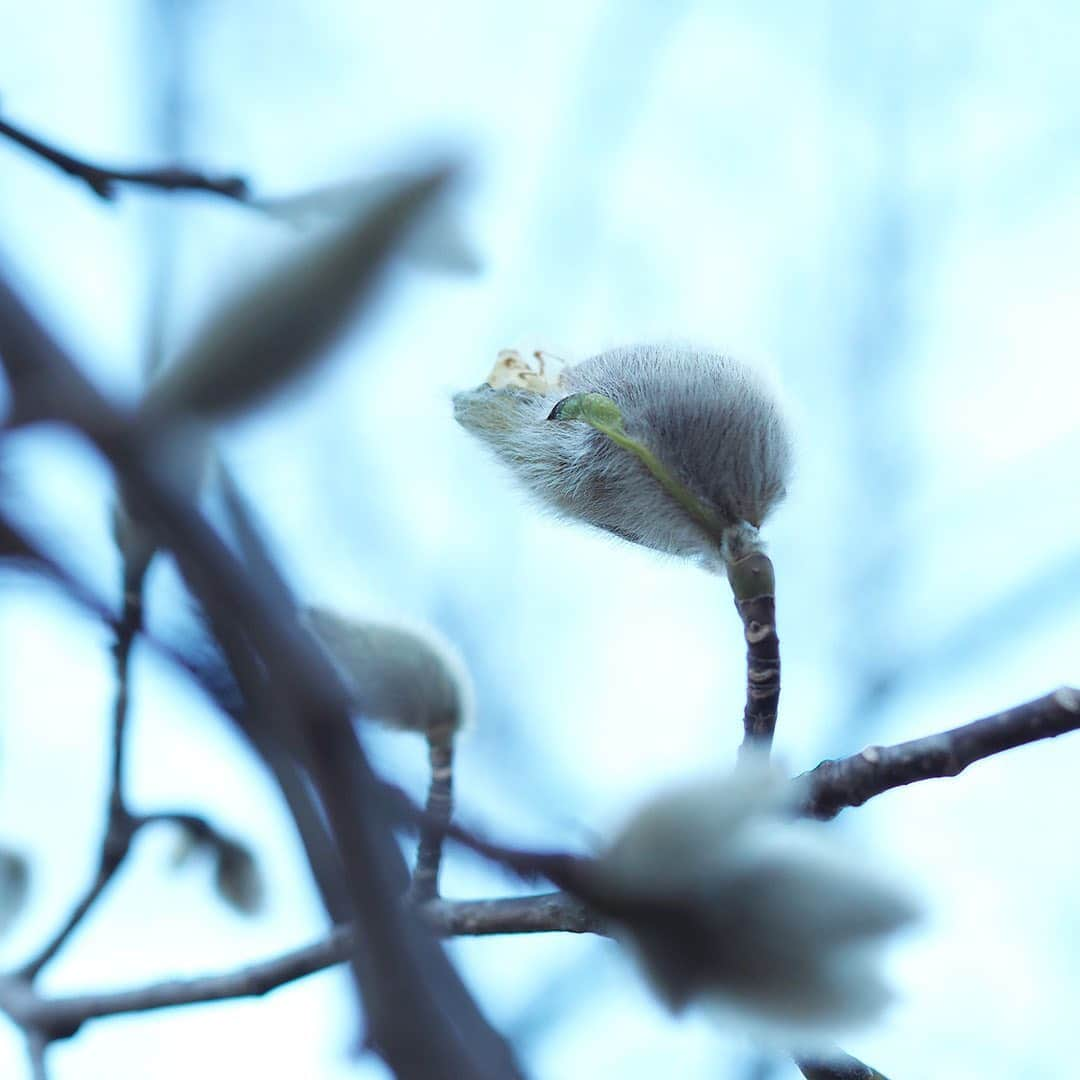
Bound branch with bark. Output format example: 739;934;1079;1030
726;548;781;755
798;687;1080;820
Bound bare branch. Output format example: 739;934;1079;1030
799;687;1080;820
0;267;522;1079
0;894;597;1044
0;113;248;202
12;532;252;974
0;514;124;628
17;589;143;981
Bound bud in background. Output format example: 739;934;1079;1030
589;760;919;1047
0;847;29;936
304;607;470;900
453;344;792;568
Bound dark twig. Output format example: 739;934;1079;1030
378;779;586;888
0;893;599;1047
13;497;246;981
136;810;235;844
0;514;125;629
0;114;248;202
0;927;354;1042
799;687;1080;820
726;550;781;755
797;1046;889;1079
220;457;461;906
17;583;144;982
203;461;353;923
0;268;523;1080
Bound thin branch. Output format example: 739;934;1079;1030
16;864;124;984
422;892;603;937
0;514;125;629
378;779;585;888
0;894;597;1043
0;114;248;202
0;268;523;1079
108;599;138;814
137;810;238;846
0;928;354;1039
799;687;1080;820
17;588;144;981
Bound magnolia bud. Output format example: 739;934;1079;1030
591;761;918;1044
304;607;470;900
453;345;792;566
303;607;469;738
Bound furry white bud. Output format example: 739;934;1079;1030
453;344;792;566
592;761;919;1044
303;607;470;737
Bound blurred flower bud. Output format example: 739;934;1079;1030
453;345;792;566
590;760;918;1044
213;837;265;916
303;607;470;738
0;847;29;936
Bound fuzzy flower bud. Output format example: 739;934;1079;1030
589;762;919;1044
303;607;470;738
453;345;792;566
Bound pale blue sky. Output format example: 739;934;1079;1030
1;2;1078;1077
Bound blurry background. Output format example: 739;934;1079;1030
1;1;1078;1077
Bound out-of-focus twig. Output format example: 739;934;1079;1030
0;892;599;1045
0;113;248;202
15;517;240;982
0;265;523;1080
18;570;144;981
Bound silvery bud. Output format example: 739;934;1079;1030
453;345;792;566
303;607;470;738
305;607;470;900
591;761;919;1044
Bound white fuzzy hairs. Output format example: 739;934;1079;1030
453;344;792;567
